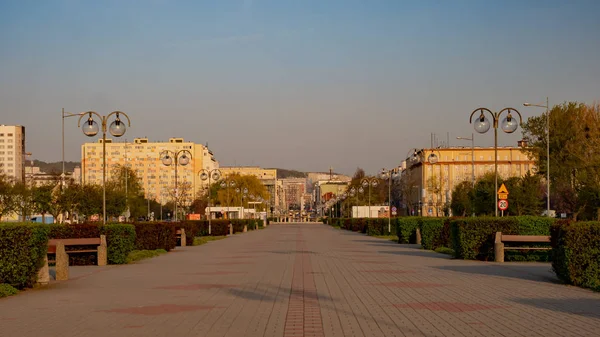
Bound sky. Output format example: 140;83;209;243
1;0;599;175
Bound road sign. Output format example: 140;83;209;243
497;183;509;200
392;206;397;212
498;199;508;211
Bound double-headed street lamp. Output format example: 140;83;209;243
361;177;379;218
160;149;192;222
381;167;401;233
524;98;551;217
199;169;221;234
78;111;131;224
219;178;236;219
469;107;523;217
235;187;249;219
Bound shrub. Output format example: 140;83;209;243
450;217;553;260
396;217;420;244
434;247;455;255
419;218;449;250
551;221;600;292
0;283;19;297
132;222;176;251
178;221;198;246
126;249;167;264
101;224;136;264
0;223;49;289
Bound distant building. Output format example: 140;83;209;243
81;137;218;203
401;145;536;217
0;125;25;182
219;166;278;214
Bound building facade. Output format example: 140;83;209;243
219;166;279;214
401;146;536;217
0;125;25;182
81;137;218;203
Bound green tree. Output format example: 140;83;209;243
0;174;18;221
450;180;474;217
472;172;498;216
32;183;53;223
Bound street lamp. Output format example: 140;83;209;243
381;167;401;233
220;178;236;220
456;134;475;189
524;97;551;217
361;177;379;218
426;150;445;216
62;109;87;187
235;187;249;219
160;149;192;222
77;111;131;224
349;187;356;217
199;169;221;234
469;107;523;217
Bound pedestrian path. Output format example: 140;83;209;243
1;223;599;337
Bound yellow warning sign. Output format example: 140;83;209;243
498;183;509;200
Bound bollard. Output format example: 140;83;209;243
180;228;186;247
415;228;422;245
55;242;69;281
243;224;248;233
229;224;233;236
494;242;505;262
97;235;108;266
37;255;50;285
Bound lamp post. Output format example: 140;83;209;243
425;150;444;216
77;111;131;224
199;169;221;234
349;187;356;218
381;167;400;233
361;178;379;218
220;179;236;220
456;134;475;189
235;187;248;219
160;149;192;222
62;109;87;187
469;107;523;217
524;98;551;217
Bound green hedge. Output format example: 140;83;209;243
419;218;449;250
551;221;600;292
450;216;554;260
396;217;420;243
0;223;49;289
366;218;397;236
101;224;136;264
178;221;198;246
132;222;176;251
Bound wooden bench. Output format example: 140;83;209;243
176;228;186;247
494;232;551;262
38;235;107;283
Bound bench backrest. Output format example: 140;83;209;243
495;232;550;243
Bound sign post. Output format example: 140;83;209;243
497;183;509;216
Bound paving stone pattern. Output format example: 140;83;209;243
1;223;599;337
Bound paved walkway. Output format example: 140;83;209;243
1;223;599;337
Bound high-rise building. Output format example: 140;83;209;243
81;137;218;203
0;125;25;182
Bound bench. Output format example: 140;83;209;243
494;232;551;262
38;235;107;283
176;228;186;247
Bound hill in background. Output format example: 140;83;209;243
31;160;79;174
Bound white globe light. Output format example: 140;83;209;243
474;115;491;134
179;154;190;166
82;118;99;137
161;155;173;166
428;153;438;164
501;115;519;133
200;172;209;181
109;118;126;137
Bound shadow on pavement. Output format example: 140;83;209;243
434;264;561;284
511;297;600;319
224;284;334;302
378;249;453;260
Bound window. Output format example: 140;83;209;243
7;133;12;137
7;145;12;149
0;133;3;136
7;139;12;143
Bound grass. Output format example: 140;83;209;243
126;249;168;264
434;247;455;255
193;235;227;246
0;284;19;298
373;235;398;242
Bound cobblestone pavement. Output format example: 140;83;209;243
1;223;599;337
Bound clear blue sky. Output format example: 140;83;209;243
1;0;599;175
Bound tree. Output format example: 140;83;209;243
0;174;18;221
472;172;498;216
522;102;600;219
214;174;270;210
32;183;53;223
450;180;474;217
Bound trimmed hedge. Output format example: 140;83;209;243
178;221;198;246
396;217;420;243
450;216;555;261
419;218;448;250
132;222;176;251
366;218;397;236
101;224;136;264
551;221;600;292
0;223;49;289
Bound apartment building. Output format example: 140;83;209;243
401;146;536;216
81;137;218;203
219;166;279;212
0;125;25;182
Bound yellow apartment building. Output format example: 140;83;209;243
218;166;279;212
81;137;218;203
401;146;536;217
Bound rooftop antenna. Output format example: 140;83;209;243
329;166;333;181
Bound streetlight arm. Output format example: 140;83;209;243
497;107;524;125
469;107;495;124
77;111;104;127
106;111;132;127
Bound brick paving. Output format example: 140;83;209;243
1;223;599;337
